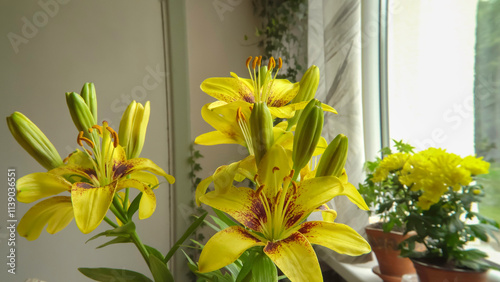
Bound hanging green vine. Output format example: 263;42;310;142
249;0;308;80
185;142;206;280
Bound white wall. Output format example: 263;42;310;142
0;1;171;281
186;0;262;187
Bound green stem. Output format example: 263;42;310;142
103;216;119;228
123;188;130;211
130;230;150;267
110;203;127;224
112;196;128;221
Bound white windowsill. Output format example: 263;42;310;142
318;243;500;282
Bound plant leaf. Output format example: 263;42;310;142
86;222;136;243
164;212;207;263
149;254;173;282
78;267;152;282
96;236;132;249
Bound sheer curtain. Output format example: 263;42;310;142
308;0;372;263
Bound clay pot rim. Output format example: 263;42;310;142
365;222;408;236
411;258;488;274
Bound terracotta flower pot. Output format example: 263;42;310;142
365;223;416;278
412;258;488;282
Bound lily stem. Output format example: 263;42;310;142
130;230;151;268
103;216;119;228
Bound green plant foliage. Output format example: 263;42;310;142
186;142;207;280
250;0;308;81
358;140;418;232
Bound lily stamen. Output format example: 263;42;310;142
236;107;254;156
92;124;103;135
77;131;95;148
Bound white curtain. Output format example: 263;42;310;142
308;0;372;264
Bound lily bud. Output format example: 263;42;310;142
292;99;324;174
80;83;97;123
259;66;268;87
118;101;150;159
250;102;274;165
7;112;63;170
292;65;320;103
287;65;320;130
316;134;348;178
66;92;96;137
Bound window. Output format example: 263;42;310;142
387;0;500;224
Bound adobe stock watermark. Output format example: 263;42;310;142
412;75;495;150
108;64;166;116
7;0;71;54
6;168;17;275
213;0;243;21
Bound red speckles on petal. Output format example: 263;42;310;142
75;182;94;189
298;222;316;235
244;200;267;231
113;163;132;179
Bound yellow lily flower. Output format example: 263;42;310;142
16;122;174;240
197;145;371;281
201;56;337;119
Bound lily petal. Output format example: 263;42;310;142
257;144;292;198
339;182;370;211
198;226;264;273
18;196;73;241
117;179;156;219
299;221;371;256
237;155;257;181
195;175;213;206
266;80;299;107
118;158;175;184
264;232;322;282
316;204;337;222
17;172;71;203
71;182;116;234
195;131;242;146
201;76;255;104
284;176;343;228
269;105;296;118
200;186;265;232
290;101;338;114
128;171;159;189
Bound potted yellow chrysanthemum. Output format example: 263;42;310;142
397;147;499;281
360;141;500;281
359;140;421;279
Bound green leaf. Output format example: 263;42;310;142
146;245;164;261
253;253;278;282
213;208;239;227
96;236;132;249
164;212;208;263
127;193;142;218
86;222;136;243
78;267;152;282
149;254;173;282
236;252;258;282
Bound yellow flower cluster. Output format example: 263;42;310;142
372;148;490;210
371;152;411;182
400;148;489;209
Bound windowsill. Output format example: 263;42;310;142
318;243;500;282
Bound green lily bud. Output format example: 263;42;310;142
316;134;348;178
7;112;63;170
259;66;268;87
287;65;320;130
66;92;96;136
80;82;97;123
292;99;324;175
119;100;150;159
250;102;274;165
292;65;320;103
